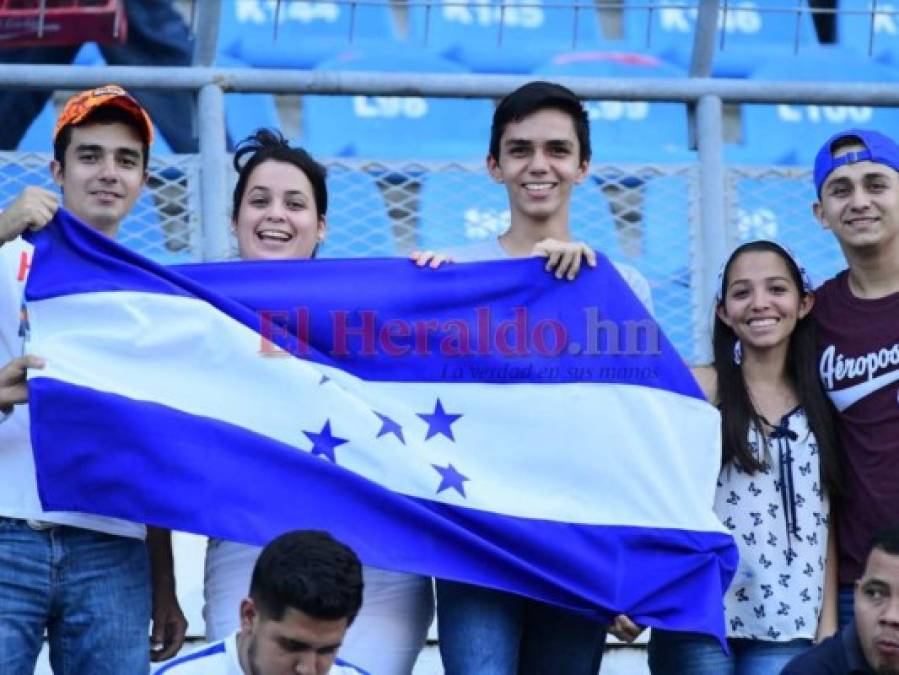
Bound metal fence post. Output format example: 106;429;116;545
198;83;230;261
694;94;727;363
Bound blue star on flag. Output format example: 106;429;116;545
374;411;405;444
417;398;463;441
303;420;348;463
432;463;470;497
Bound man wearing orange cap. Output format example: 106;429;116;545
0;85;186;672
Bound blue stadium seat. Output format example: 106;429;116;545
622;0;819;78
302;49;493;161
741;191;827;268
216;55;282;146
17;101;57;153
218;0;399;69
733;177;844;285
318;167;395;257
737;48;899;165
406;0;608;74
837;0;899;62
535;51;694;163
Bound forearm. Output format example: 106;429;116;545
147;526;176;593
816;517;839;641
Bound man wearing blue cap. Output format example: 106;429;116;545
811;128;899;628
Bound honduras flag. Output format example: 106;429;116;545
24;210;736;640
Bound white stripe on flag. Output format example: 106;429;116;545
28;290;724;532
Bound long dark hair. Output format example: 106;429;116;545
713;241;843;499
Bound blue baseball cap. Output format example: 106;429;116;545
813;128;899;196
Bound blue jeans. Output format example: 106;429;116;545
0;0;197;152
648;630;811;675
838;586;854;629
436;579;606;675
0;518;151;675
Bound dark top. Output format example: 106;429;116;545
814;270;899;584
781;621;874;674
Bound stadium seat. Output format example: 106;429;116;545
535;51;694;163
622;0;819;78
318;167;395;257
732;176;845;286
216;55;282;146
301;49;493;161
218;0;399;69
736;48;899;165
17;101;57;153
406;0;609;74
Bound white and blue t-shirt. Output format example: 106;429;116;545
156;632;369;674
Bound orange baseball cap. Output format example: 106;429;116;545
53;84;154;145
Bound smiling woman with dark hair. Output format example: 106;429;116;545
615;240;844;675
202;129;434;675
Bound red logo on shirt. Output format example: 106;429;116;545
17;251;31;282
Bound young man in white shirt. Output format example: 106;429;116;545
0;85;186;672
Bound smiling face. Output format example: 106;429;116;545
487;107;588;231
50;122;147;237
239;599;349;675
813;144;899;257
716;250;813;356
234;160;326;261
855;548;899;675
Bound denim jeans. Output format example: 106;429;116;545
838;586;854;630
0;518;151;675
436;579;606;675
648;629;812;675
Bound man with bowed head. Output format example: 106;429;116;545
158;530;368;675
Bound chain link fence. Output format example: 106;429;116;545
0;151;201;265
4;151;837;366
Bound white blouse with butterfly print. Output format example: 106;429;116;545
713;406;829;641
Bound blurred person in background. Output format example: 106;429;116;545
0;0;197;153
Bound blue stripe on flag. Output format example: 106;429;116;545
30;377;736;634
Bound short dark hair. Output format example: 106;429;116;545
869;527;899;559
232;128;328;220
249;530;363;624
489;80;591;164
53;105;150;170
